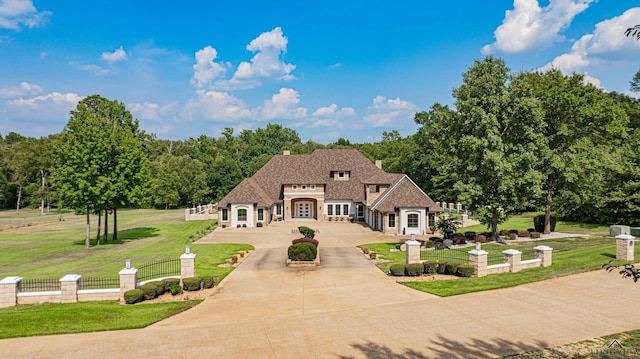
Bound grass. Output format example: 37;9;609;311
362;236;640;297
0;208;253;280
0;300;201;339
459;212;610;236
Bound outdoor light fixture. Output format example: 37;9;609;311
125;259;131;269
475;242;481;251
186;246;190;254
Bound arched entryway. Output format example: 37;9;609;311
292;198;316;219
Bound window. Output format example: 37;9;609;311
343;204;349;216
276;204;282;215
221;208;228;221
327;204;333;215
335;204;341;216
338;171;345;178
375;185;380;192
258;208;264;221
238;208;247;221
408;213;419;228
310;185;316;190
301;185;307;190
388;213;396;228
292;185;298;190
357;204;364;218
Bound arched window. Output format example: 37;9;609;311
408;213;419;228
237;208;247;221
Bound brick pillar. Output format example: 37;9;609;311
0;276;22;308
469;249;488;277
503;249;522;273
181;250;197;278
405;239;421;264
534;246;553;267
185;208;190;221
615;235;635;261
119;267;138;303
59;274;80;303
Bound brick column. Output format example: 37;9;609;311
181;250;197;278
119;267;138;303
503;249;522;273
405;239;421;264
469;249;488;277
59;274;80;303
0;276;22;308
615;234;635;261
534;246;553;267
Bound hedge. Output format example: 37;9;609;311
445;262;462;275
389;264;406;276
292;237;319;247
298;226;316;238
423;261;439;274
182;277;202;291
436;261;449;274
288;242;317;261
534;214;557;232
406;263;424;276
161;278;180;292
139;283;158;300
457;264;474;277
201;275;215;288
124;289;144;304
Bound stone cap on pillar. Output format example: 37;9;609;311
0;276;22;284
469;249;488;255
180;253;196;260
503;249;522;255
404;239;420;245
60;274;81;282
533;245;553;251
119;268;138;275
615;234;635;240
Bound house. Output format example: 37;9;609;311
217;148;443;235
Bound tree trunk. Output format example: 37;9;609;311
16;184;22;213
544;186;552;234
104;210;108;244
96;210;101;246
113;207;118;242
85;207;90;249
40;170;46;216
491;209;498;239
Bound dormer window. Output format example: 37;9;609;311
338;171;345;178
332;171;350;181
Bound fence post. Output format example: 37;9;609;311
181;248;196;278
405;239;421;264
0;276;22;308
185;208;190;221
59;274;81;303
534;246;553;267
615;234;635;261
119;265;138;303
503;250;522;273
469;248;488;277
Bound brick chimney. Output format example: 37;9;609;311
375;160;382;169
283;150;290;155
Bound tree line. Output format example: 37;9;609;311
1;56;639;242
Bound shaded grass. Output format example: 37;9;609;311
460;213;609;236
0;300;201;339
361;236;640;297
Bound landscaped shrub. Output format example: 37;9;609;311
509;229;518;234
161;278;180;292
423;261;438;274
361;246;370;254
139;283;158;300
464;231;476;242
453;234;466;245
517;231;529;238
435;242;446;250
474;235;487;243
457;265;474;277
369;252;376;260
533;214;557;232
389;263;406;276
182;277;202;291
169;284;183;296
445;262;462;275
298;226;315;238
529;231;541;239
237;224;241;228
425;240;435;248
508;233;517;240
436;261;449;274
292;237;319;247
201;275;215;288
222;224;227;228
406;263;424;276
499;229;510;236
124;289;144;304
257;222;263;228
288;242;317;261
527;228;535;232
149;281;164;296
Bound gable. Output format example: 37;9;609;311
371;175;440;212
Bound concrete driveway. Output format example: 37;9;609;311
1;221;639;358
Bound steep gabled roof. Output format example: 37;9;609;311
218;177;272;207
371;175;442;212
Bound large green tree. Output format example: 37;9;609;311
415;56;545;237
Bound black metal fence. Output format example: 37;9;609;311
420;248;469;263
487;252;506;266
79;276;119;290
19;279;61;292
520;248;537;261
137;258;181;282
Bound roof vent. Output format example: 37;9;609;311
375;160;382;169
283;150;290;155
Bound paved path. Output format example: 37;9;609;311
1;222;639;358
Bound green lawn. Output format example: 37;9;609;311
362;236;640;297
459;212;610;236
0;208;253;280
0;300;201;339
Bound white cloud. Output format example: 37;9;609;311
101;46;128;64
259;88;307;120
363;96;418;127
330;63;341;69
69;61;113;76
482;0;595;54
0;0;50;30
540;8;640;74
182;90;253;122
0;81;42;98
129;101;178;121
220;27;296;90
190;45;228;89
7;91;83;109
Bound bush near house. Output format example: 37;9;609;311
288;242;317;261
436;261;449;274
457;265;474;277
124;289;144;304
298;226;315;238
406;263;424;276
389;264;406;276
517;230;529;238
182;277;202;291
201;275;215;288
161;278;180;292
423;261;439;274
529;231;541;239
292;237;319;247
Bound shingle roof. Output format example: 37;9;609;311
371;175;442;213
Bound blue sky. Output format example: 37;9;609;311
0;1;639;143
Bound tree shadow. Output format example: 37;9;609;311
601;253;616;259
72;227;160;246
337;335;550;359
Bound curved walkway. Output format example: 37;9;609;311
1;222;639;358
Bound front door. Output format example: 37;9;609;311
295;201;314;218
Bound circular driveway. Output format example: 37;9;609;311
1;221;639;358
